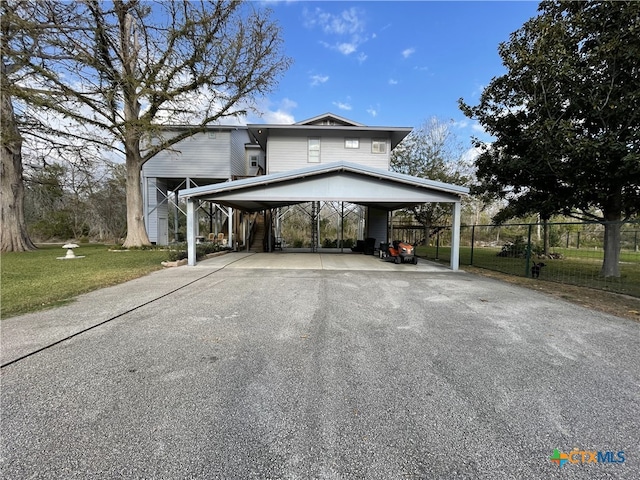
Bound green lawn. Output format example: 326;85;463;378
416;245;640;297
1;244;168;318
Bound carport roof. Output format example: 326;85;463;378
178;161;469;212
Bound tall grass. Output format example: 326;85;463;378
1;244;167;318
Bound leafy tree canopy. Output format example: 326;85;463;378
460;0;639;222
459;0;640;276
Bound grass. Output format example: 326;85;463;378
1;244;168;318
416;245;640;297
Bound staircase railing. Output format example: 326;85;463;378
247;212;259;250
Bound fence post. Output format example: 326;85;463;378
525;224;533;278
577;231;581;249
435;230;440;260
470;225;476;266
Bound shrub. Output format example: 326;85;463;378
166;250;188;262
497;236;528;258
323;238;338;248
165;241;222;262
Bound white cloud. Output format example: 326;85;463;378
337;42;357;55
249;98;297;124
402;47;415;59
333;101;352;111
471;123;486;133
304;6;364;35
461;145;483;164
310;74;329;86
262;109;295;125
303;6;369;56
388;79;398;85
367;106;378;117
357;52;368;64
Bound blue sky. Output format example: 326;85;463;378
251;1;541;144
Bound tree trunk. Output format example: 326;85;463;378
1;72;36;252
117;7;151;248
601;220;621;278
122;155;151;248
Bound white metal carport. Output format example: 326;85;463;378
178;161;469;269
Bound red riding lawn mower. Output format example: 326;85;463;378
382;240;418;265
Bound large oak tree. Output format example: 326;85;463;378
3;0;291;248
460;0;640;277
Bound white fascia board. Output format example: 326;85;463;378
178;161;469;200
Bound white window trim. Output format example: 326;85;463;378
308;137;321;163
345;138;360;149
372;139;387;154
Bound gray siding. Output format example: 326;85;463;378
143;131;232;179
267;132;390;173
230;129;250;177
145;178;168;244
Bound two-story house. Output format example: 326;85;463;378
144;113;468;268
143;113;410;245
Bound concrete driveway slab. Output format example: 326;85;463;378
224;252;448;272
1;254;639;479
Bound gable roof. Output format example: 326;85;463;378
179;160;468;213
294;113;365;127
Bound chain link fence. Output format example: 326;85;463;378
415;221;640;297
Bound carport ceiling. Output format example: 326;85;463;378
179;161;469;212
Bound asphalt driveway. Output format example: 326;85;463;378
1;253;639;479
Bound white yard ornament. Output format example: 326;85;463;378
57;243;85;260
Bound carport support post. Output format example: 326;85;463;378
228;207;233;249
451;201;461;271
186;198;197;266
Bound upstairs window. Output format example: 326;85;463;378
308;137;321;162
345;138;360;149
372;139;387;154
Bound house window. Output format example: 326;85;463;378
308;137;320;163
250;155;258;167
345;138;360;149
207;131;216;139
372;139;387;154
